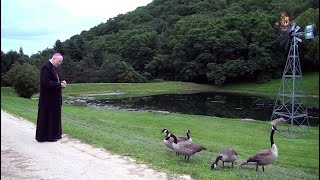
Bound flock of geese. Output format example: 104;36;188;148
160;125;278;172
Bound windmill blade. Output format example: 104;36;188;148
295;37;302;42
294;26;300;33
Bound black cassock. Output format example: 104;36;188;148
36;60;62;142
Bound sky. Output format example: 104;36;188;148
1;0;152;56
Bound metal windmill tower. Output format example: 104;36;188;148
271;20;316;138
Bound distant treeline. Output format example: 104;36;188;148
1;0;319;87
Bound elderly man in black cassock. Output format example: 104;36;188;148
36;53;67;142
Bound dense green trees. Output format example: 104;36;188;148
1;49;31;86
3;62;39;98
1;0;319;86
98;54;146;82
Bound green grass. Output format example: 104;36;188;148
220;72;319;107
45;81;217;99
221;72;319;94
1;85;319;180
29;81;218;101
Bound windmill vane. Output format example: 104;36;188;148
275;12;316;50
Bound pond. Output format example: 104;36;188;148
81;92;319;126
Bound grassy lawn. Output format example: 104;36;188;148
35;81;218;99
220;72;319;107
1;81;319;179
221;72;319;94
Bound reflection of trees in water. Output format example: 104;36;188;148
86;92;318;126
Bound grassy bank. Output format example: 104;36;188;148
221;72;319;95
1;87;319;179
49;81;217;99
220;72;319;107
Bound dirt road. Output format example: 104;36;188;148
1;110;190;180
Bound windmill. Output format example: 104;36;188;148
271;14;316;138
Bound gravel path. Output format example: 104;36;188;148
1;110;190;180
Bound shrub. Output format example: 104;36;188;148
3;62;39;98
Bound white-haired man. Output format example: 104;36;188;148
36;52;67;142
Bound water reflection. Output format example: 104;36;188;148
86;92;319;126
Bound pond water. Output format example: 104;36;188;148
83;92;319;126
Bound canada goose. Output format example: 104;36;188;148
169;132;206;162
211;148;238;170
161;129;192;150
241;126;278;171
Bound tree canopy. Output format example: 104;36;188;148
1;0;319;86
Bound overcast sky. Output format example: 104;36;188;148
1;0;152;56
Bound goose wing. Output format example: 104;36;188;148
247;149;271;162
231;148;238;156
177;136;188;142
179;141;206;154
220;148;237;156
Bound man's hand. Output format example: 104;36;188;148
61;80;67;88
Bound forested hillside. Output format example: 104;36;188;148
2;0;319;86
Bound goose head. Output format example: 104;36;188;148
187;129;192;139
211;163;217;170
272;125;277;131
161;128;170;135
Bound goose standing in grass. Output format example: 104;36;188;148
169;132;206;162
241;126;278;171
211;148;238;170
161;129;192;151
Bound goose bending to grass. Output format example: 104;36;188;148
169;132;206;162
211;148;238;170
161;129;192;151
241;126;278;172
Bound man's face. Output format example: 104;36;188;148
53;57;63;67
